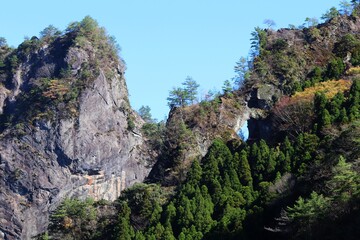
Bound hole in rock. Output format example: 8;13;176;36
237;120;249;141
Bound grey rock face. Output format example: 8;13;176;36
0;44;152;239
248;84;281;110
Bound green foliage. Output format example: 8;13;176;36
333;34;360;66
340;0;353;15
0;37;7;47
222;80;233;95
250;27;267;57
183;76;200;104
325;57;345;80
167;76;200;108
119;183;165;230
39;25;61;41
237;151;253;187
115;202;135;240
127;115;136;131
304;17;319;27
234;57;250;87
327;156;360;202
138;105;153;122
321;7;340;21
286;191;330;236
141;120;166;151
167;87;188;107
49;198;105;239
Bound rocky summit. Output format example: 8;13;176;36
0;18;153;240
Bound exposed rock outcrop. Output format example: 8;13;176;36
0;30;152;239
148;94;249;185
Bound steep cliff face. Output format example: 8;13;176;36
0;21;152;240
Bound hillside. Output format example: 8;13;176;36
2;4;360;240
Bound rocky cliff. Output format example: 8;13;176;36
0;19;153;240
147;93;252;185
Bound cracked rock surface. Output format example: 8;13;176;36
0;40;152;239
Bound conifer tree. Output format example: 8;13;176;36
237;151;253;187
115;202;135;240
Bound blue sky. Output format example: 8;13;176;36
1;0;340;120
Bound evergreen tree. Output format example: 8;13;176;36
187;160;202;185
39;25;61;40
320;109;332;127
237;151;253;187
167;87;188;107
234;57;250;87
182;76;200;104
115;202;135;240
339;107;349;123
222;80;233;94
321;7;340;21
325;57;345;79
349;79;360;120
138;105;153;122
285;192;330;237
193;186;215;234
327;156;360;201
0;37;7;47
177;196;194;228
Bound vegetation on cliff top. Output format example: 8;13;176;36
0;16;124;133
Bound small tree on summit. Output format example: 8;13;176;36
321;7;340;21
167;77;199;108
263;19;276;29
182;76;199;104
39;25;61;40
167;87;188;108
0;37;7;47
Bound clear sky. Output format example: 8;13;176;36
1;0;340;120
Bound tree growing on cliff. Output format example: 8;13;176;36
321;7;340;21
0;37;7;47
138;105;153;123
39;25;61;40
234;57;250;87
167;77;199;108
182;76;199;104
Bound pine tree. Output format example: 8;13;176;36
182;76;200;105
187;160;202;185
115;202;135;240
193;186;215;234
327;156;360;201
321;109;332;127
177;196;194;228
339;107;349;123
237;151;253;187
164;202;177;225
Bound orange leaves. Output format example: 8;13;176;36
292;80;352;102
42;79;70;99
272;80;351;137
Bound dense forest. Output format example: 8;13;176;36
35;2;360;240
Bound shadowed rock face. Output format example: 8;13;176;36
0;37;152;239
